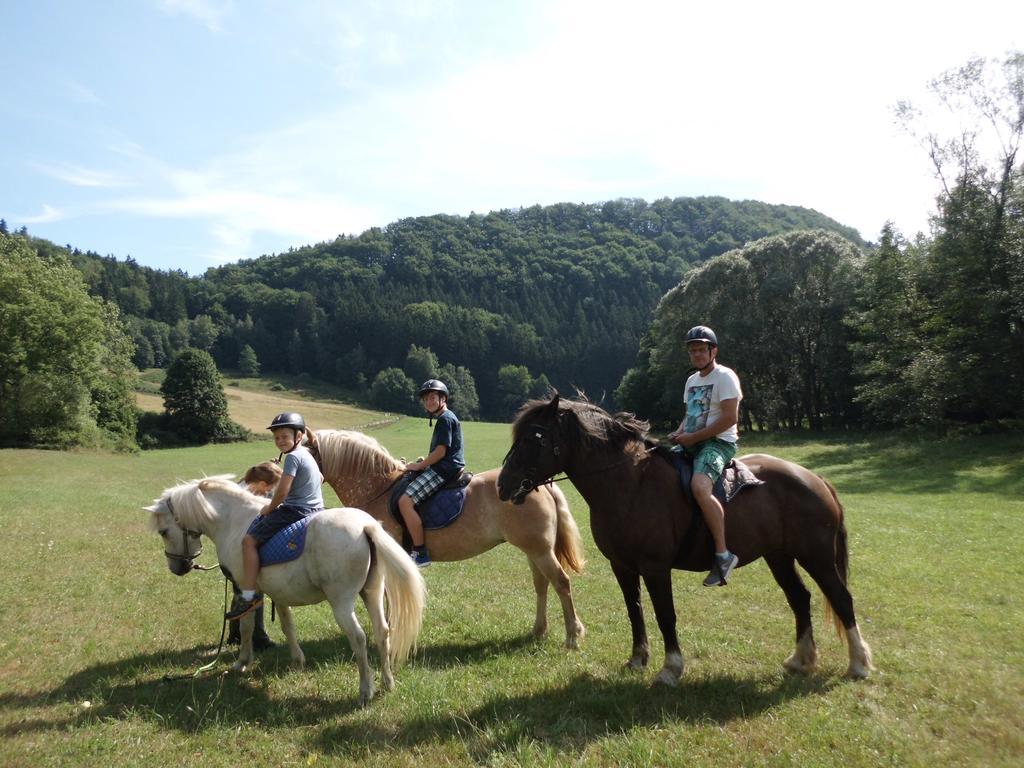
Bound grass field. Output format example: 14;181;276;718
1;392;1022;766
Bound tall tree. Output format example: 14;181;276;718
0;233;137;448
161;349;240;443
896;52;1024;422
621;230;862;430
404;344;440;385
238;344;260;377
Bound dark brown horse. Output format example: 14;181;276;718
497;393;873;684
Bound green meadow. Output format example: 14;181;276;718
1;393;1022;766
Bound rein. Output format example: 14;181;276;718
160;493;232;680
163;496;219;571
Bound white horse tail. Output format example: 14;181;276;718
363;521;426;667
547;483;586;575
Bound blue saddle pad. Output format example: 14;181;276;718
420;487;467;530
247;514;314;567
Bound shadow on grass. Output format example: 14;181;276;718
0;629;843;753
746;432;1024;496
0;635;374;737
0;632;551;738
310;670;844;760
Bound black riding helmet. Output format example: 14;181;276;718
267;412;306;432
685;325;718;347
417;379;449;400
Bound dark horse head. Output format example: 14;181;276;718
498;391;651;504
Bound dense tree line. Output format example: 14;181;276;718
619;54;1024;431
49;197;855;421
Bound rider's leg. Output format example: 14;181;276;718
692;474;727;553
240;534;261;592
398;494;425;547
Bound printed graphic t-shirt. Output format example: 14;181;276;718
683;364;742;444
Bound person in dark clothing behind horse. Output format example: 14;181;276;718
667;325;743;587
398;379;465;568
223;460;283;649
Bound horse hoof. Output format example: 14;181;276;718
783;656;815;675
652;668;679;687
846;663;871;680
624;657;647;673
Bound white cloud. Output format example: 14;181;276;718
68;82;102;105
157;0;232;32
34;162;134;189
19;204;65;224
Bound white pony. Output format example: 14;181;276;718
144;476;426;707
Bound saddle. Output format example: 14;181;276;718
247;513;319;567
658;446;764;507
653;445;764;569
389;470;473;550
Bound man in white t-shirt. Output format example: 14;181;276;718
667;325;743;587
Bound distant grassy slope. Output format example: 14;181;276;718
136;370;387;433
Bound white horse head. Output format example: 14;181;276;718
143;475;247;575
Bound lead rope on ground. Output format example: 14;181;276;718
162;573;230;681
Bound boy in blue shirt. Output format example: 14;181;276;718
225;412;324;620
398;379;465;568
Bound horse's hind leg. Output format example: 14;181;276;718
360;565;393;692
765;555;817;674
276;604;305;668
527;559;550;640
800;558;874;679
326;591;375;707
529;552;585;649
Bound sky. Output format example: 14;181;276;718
2;0;1022;275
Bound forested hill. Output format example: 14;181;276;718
61;196;863;420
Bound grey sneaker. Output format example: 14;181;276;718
703;552;739;587
410;549;431;568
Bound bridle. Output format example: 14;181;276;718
502;422;563;499
162;496;217;571
503;418;656;500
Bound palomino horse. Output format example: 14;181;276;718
144;476;425;706
308;429;586;648
497;394;874;684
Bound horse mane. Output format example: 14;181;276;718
147;474;255;531
314;429;403;480
515;393;651;454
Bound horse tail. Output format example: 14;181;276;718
547;483;586;574
363;521;426;667
821;476;848;638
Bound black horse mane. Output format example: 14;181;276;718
515;393;652;453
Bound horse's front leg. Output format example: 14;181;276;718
612;562;649;671
276;604;305;668
232;612;255;672
642;569;683;686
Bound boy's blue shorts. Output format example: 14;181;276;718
247;504;319;545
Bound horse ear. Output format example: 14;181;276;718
547;391;560;413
